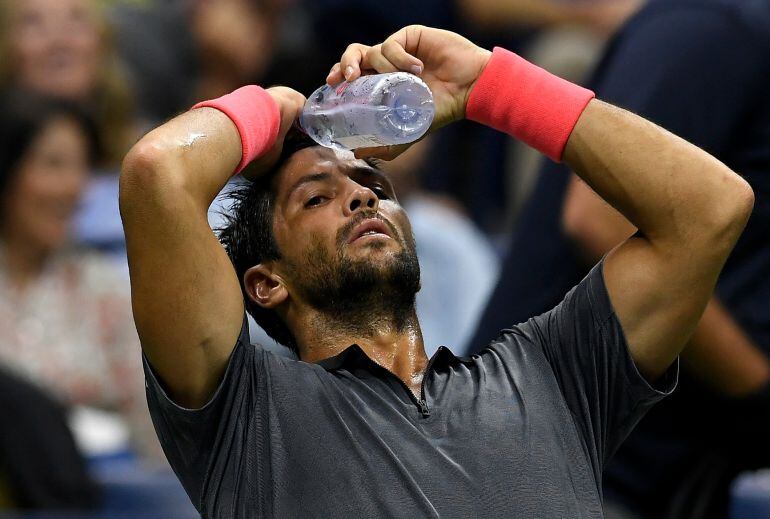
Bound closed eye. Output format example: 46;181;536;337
371;186;390;200
305;195;327;208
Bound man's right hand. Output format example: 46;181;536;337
326;25;492;160
245;86;306;177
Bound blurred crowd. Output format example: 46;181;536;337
0;0;767;517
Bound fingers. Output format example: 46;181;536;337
327;29;425;86
246;86;307;178
326;63;342;85
326;59;380;86
361;44;400;75
380;38;423;75
338;43;370;83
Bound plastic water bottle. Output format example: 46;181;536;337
300;72;435;151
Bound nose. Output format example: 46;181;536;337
344;184;379;216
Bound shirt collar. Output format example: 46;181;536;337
316;343;475;373
316;344;366;371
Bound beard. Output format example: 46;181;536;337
285;216;421;333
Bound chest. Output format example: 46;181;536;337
220;365;602;518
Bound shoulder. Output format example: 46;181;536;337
478;262;615;358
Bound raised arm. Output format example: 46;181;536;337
119;86;304;408
329;25;753;382
564;177;769;395
561;2;770;394
562;101;753;380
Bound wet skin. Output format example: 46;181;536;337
248;145;430;394
271;146;415;288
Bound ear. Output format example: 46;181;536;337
243;263;289;309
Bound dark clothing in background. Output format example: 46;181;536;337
109;1;197;123
470;0;770;517
309;0;456;50
145;263;675;518
0;368;100;510
469;167;583;337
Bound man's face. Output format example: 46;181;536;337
270;146;420;313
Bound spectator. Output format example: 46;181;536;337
111;0;309;124
458;0;643;35
0;91;158;461
0;367;100;511
457;0;645;234
0;0;136;168
0;0;140;256
470;0;770;517
190;0;287;102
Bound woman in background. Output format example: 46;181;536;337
0;90;157;460
0;0;140;254
0;0;136;168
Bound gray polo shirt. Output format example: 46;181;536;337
144;262;677;518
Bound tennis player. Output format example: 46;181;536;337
119;25;753;517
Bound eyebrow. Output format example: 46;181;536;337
286;165;394;201
348;165;392;187
287;172;332;200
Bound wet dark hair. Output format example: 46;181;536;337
0;89;99;214
217;129;318;353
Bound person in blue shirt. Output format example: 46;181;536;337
469;1;770;517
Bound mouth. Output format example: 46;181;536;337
347;218;394;244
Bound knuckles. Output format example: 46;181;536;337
344;42;368;55
381;40;400;55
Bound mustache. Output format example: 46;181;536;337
336;212;400;248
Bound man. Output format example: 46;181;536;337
119;26;752;517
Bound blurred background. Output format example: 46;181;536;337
0;0;767;517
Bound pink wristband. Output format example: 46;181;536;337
193;85;281;174
466;47;595;162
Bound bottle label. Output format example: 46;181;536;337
335;134;390;149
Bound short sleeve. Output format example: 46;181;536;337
529;261;677;468
143;317;258;511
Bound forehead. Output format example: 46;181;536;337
283;146;360;176
275;146;377;192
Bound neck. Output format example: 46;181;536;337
290;304;429;395
0;232;49;292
